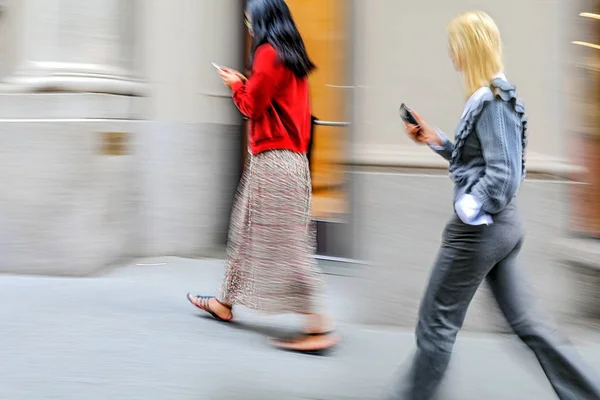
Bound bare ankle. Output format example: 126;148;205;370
305;313;334;333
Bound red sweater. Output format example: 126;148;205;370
231;44;311;155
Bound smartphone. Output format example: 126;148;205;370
399;103;419;126
211;62;225;73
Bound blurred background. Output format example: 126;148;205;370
0;0;599;399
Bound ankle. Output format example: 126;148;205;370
305;314;334;334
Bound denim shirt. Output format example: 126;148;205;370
429;76;528;225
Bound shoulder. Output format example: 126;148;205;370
477;78;525;123
479;97;514;119
451;77;527;167
490;77;526;115
253;44;284;74
255;44;278;63
476;93;524;144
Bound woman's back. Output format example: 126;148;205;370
232;45;311;155
449;77;527;215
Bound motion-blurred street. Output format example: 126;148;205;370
1;258;599;400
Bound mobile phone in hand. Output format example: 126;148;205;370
399;103;419;126
211;62;225;73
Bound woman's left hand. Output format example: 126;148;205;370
404;110;442;147
218;68;243;88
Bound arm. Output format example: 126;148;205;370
468;99;522;214
405;110;454;160
428;128;454;161
231;45;282;119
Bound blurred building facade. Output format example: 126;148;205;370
0;0;597;330
0;0;244;275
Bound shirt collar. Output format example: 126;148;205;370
461;72;507;118
494;72;507;81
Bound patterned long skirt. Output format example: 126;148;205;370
217;150;325;314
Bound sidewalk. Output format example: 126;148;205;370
0;257;599;399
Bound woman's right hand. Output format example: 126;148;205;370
404;110;443;147
222;67;247;83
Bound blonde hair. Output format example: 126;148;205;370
448;11;504;96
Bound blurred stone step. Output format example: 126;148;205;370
0;93;148;120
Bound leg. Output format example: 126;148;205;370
216;156;252;308
186;157;252;321
265;153;337;353
487;240;600;400
398;221;495;399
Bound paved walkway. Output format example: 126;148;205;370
1;257;599;399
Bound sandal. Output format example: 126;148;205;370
186;293;233;322
271;331;338;356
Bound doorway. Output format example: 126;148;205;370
240;0;353;259
285;0;350;223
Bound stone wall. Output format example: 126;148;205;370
0;0;244;275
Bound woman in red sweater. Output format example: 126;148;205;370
187;0;337;355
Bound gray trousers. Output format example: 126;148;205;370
393;201;600;400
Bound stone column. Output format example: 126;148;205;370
0;0;145;276
1;0;145;95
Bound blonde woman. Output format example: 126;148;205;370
394;11;600;399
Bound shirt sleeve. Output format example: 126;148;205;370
231;45;282;119
469;99;522;214
455;193;493;225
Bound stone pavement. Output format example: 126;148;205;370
1;257;599;400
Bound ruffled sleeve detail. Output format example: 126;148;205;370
449;78;528;181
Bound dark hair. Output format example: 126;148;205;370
246;0;316;78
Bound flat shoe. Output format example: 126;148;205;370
186;293;232;322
